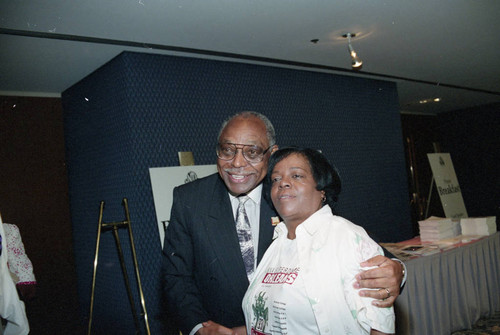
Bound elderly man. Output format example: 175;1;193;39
162;112;404;335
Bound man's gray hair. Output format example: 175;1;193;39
217;111;276;146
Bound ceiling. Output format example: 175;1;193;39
1;1;499;115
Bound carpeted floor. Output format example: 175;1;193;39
451;311;500;335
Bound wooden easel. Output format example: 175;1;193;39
88;198;150;335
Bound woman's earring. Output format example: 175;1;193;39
321;196;326;203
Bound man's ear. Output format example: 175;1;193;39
270;145;279;154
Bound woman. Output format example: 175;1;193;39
0;214;30;335
242;147;395;335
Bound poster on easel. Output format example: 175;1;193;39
427;153;468;219
149;165;218;247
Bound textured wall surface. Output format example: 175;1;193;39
62;51;412;334
437;104;500;220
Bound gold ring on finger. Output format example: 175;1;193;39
384;288;391;299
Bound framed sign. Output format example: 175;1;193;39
427;153;468;219
149;165;218;246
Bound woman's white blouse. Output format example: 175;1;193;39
242;205;395;335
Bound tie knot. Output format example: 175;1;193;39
238;195;250;205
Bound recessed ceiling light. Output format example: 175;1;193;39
417;97;441;104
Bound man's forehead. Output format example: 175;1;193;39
220;117;268;143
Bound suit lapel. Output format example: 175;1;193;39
206;176;248;283
204;176;279;285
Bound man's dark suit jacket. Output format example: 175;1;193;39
162;173;276;334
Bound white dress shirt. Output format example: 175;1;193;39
243;205;395;334
229;183;263;276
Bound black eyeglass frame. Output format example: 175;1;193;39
216;142;273;163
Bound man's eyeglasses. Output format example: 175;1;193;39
216;143;273;163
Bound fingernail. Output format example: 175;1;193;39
353;282;360;289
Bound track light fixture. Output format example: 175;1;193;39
343;33;363;70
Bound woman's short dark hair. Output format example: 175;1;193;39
264;147;342;210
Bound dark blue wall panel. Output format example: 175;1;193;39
62;51;412;334
437;104;500;221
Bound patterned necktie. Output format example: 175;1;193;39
236;195;254;279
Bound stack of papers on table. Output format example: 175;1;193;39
380;243;442;261
418;216;461;242
460;216;497;236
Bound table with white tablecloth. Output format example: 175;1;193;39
394;232;500;335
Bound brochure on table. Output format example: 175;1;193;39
149;165;217;247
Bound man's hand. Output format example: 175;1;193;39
199;321;241;335
353;255;403;308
